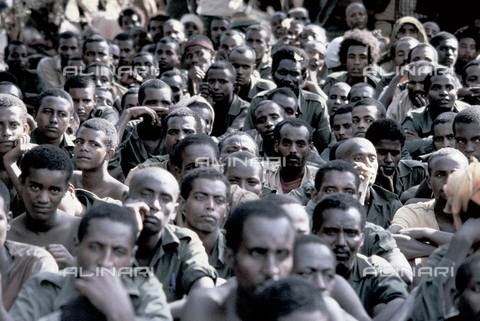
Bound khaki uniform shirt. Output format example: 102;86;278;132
209;230;233;279
212;94;250;140
375;160;426;197
256;55;273;81
246;75;276;102
367;185;403;229
30;128;75;159
37;56;65;89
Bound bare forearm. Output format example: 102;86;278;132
379;76;402;108
426;230;453;246
393;235;437;260
116;110;133;144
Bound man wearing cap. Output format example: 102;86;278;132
183;35;215;97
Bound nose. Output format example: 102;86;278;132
149;197;161;212
336;232;347;247
205;196;215;210
465;141;475;153
94;78;102;87
414;83;423;91
263;253;280;280
50;112;58;123
289;143;297;154
3;126;12;137
97;248;115;268
313;273;327;291
385;152;393;163
38;190;50;203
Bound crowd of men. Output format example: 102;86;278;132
0;0;480;320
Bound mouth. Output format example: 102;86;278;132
355;131;366;137
46;126;58;131
333;250;350;262
33;205;51;214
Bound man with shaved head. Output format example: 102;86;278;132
336;137;402;229
124;167;217;318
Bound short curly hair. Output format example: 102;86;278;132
339;29;381;66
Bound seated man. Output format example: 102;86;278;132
182;199;296;321
160;70;186;104
325;82;350;117
0;180;58;310
348;83;377;103
351;97;386;138
223;151;263;196
245;25;273;80
331;105;354;142
7;145;80;269
218;30;245;59
312;193;408;318
31;88;75;158
3;203;173;321
218;131;258;160
365;119;426;197
123;167;217;317
184;36;215;96
454;106;480;163
71;118;128;200
180;167;233;278
253;100;286;159
155;38;182;75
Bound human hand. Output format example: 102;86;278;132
3;133;29;166
47;244;74;269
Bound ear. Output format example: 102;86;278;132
359;231;365;247
169;201;179;223
311;187;319;203
129;245;138;265
178;196;186;214
274;140;279;153
308;142;314;154
154;67;160;77
6;211;12;231
73;235;80;256
426;174;432;190
122;190;131;203
225;247;236;269
105;148;115;160
452;288;461;309
175;166;182;179
93;95;98;106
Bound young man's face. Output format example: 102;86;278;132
315;170;358;202
219;135;257;159
229;216;294;294
458;38;477;63
424;22;440;41
394;40;417;67
163;23;186;44
75;219;136;273
207;68;235;103
270;93;298;118
142;87;173;108
271;14;286;39
86;66;114;88
332;113;353;142
314;207;364;277
189;106;213;134
160;75;184;104
165;116;198;156
74;126;112;170
36;96;72;141
455;261;480;320
428;154;467;201
58;37;79;65
255;103;285;141
220;35;244;57
455;122;480;162
273;59;304;95
110;44;120;68
246;30;270;63
0;106;26;155
184;45;213;71
342;142;378;185
83;41;112;66
229;50;256;87
436;38;458;67
408;72;428;107
292;243;336;296
428;75;457;111
155;42;180;71
123;93;139;110
345;45;369;78
396;23;419;40
149;20;164;43
225;162;263;195
133;54;159;81
210;19;229;48
465;64;480;87
349;86;375;103
433;122;455;150
68;87;97;123
326;86;349;116
177;144;220;180
410;46;437;63
274;124;313;170
0;197;11;248
345;5;367;30
95;90;114;107
22;168;69;221
304;44;326;72
116;40;136;67
182;178;228;233
6;44;28;74
184;22;200;39
375;139;402;176
351;105;379;137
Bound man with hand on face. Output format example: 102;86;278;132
184;35;215;96
228;45;276;103
2;203;173;321
123;167;217;319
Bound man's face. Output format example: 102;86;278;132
289;10;310;24
332;113;353;142
86;66;113;88
436;39;458;67
351;105;379;137
229;50;256;87
123;93;139;110
189;106;213;134
76;219;135;273
458;38;478;63
465;64;480;87
142;87;173;108
58;38;79;65
424;23;440;42
349;86;375;103
220;35;244;57
345;5;367;30
207;68;235;103
127;173;179;234
182;178;228;233
0;198;10;248
225;162;263;195
315;207;364;277
396;23;419;40
305;44;326;72
255;103;285;141
433;122;455;150
345;45;368;78
375;139;402;176
0;106;26;155
455;261;480;320
156;42;180;71
110;44;120;69
271;14;286;39
271;93;298;118
36;96;71;141
83;41;112;66
342;141;378;184
184;45;213;71
455;122;480;162
160;75;184;104
121;14;141;32
116;40;136;67
22;168;68;221
68;87;96;123
281;203;310;234
275;124;313;170
408;72;428;107
178;144;219;180
149;20;164;43
210;20;229;48
273;59;304;95
163;23;186;44
165;116;197;156
246;30;270;63
293;243;336;296
326;86;349;116
428;154;467;201
133;55;158;81
316;170;358;202
231;216;294;293
410;47;437;63
74;126;111;170
394;40;417;67
184;22;200;39
219;135;257;159
428;75;457;111
6;44;28;73
95;90;114;107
